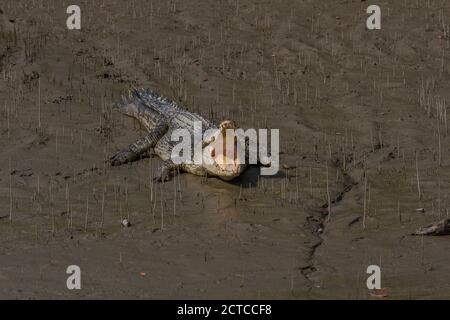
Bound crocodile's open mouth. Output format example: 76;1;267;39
202;120;245;180
210;134;240;171
210;135;237;162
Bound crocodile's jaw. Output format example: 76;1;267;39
213;154;246;181
217;164;246;181
202;140;246;180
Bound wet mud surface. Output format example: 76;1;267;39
0;0;450;299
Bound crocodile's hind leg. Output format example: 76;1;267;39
153;160;180;182
110;123;168;166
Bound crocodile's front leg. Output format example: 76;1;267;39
110;123;168;166
153;160;180;182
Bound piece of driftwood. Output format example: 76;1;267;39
413;219;450;236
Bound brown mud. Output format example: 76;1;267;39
0;0;450;299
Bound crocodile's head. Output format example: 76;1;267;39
202;120;246;181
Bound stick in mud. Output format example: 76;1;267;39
413;219;450;236
38;77;41;129
415;150;421;200
9;158;12;224
85;195;89;232
326;164;331;222
363;170;367;229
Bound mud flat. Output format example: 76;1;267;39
0;0;449;299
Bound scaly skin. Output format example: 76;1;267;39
109;89;246;181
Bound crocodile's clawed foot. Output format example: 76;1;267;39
152;162;177;182
109;149;138;166
153;172;172;183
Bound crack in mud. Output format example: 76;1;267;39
301;165;358;283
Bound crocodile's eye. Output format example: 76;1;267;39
210;147;215;158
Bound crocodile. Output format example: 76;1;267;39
109;88;249;181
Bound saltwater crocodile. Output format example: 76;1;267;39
109;88;249;181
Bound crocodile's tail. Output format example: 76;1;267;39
114;88;179;130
